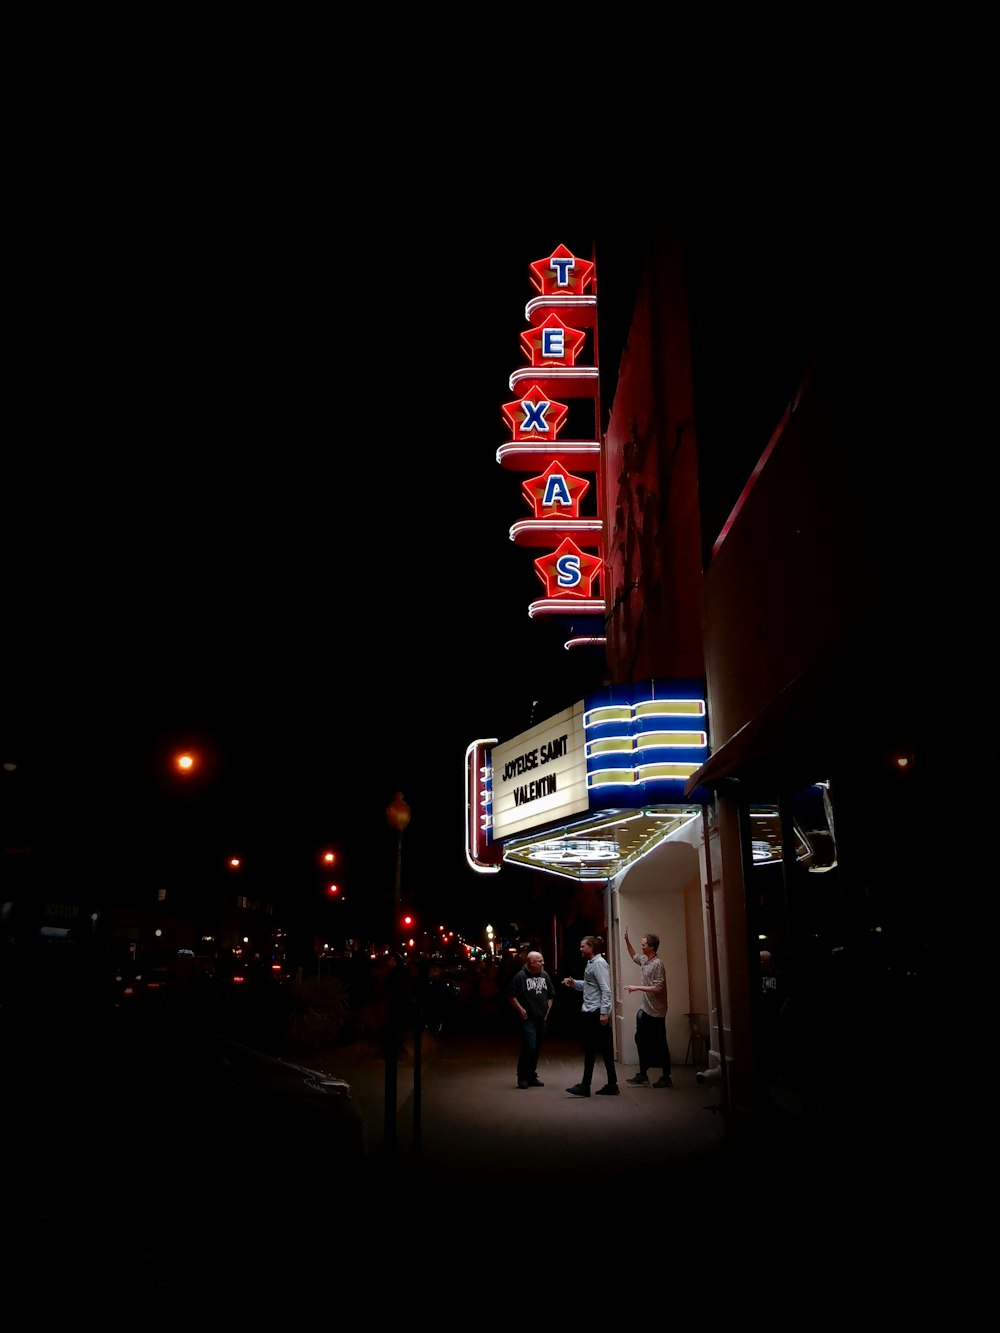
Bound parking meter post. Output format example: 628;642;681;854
384;1024;397;1168
412;963;423;1174
383;794;411;1176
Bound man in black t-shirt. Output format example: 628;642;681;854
508;951;556;1089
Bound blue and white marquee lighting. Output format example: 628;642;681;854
584;680;709;810
465;680;710;875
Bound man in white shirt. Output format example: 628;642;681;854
563;936;620;1097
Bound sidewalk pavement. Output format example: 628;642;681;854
3;1002;965;1301
312;1025;733;1194
5;1005;965;1301
306;1022;964;1248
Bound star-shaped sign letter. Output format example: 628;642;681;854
519;314;587;368
522;462;590;518
534;538;603;598
528;244;596;297
502;384;569;441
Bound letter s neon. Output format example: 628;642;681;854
555;554;581;588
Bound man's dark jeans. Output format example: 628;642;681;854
517;1015;546;1081
635;1008;671;1077
579;1009;617;1089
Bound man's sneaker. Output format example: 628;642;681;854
566;1084;590;1097
517;1079;529;1089
595;1084;620;1095
627;1073;649;1085
653;1076;673;1088
529;1077;544;1087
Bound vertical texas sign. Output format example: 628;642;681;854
498;245;606;629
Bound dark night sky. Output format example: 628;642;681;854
6;86;975;944
6;150;645;940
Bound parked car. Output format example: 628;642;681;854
9;989;370;1277
103;1014;367;1172
111;962;175;1006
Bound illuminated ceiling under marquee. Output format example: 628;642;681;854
464;680;711;880
502;806;703;883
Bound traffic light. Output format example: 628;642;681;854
327;884;341;897
401;913;415;929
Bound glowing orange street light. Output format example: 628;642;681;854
386;793;411;834
383;792;412;1167
386;792;411;936
174;752;197;774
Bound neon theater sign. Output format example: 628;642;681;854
499;244;605;634
465;244;710;877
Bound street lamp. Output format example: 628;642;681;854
383;792;411;1171
386;791;411;936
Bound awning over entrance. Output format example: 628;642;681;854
500;806;702;881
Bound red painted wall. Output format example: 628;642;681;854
602;232;705;685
